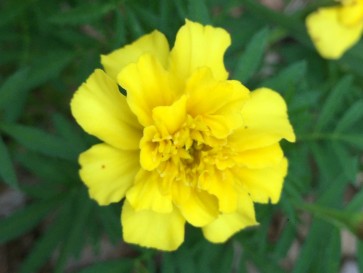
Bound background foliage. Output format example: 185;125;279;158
1;0;363;272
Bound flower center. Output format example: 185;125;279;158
140;115;235;189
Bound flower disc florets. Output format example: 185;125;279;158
71;19;295;251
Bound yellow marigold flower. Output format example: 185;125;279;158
70;20;296;251
306;0;363;59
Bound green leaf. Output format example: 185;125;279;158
2;51;73;122
337;134;363;149
161;253;176;273
331;142;358;180
48;3;116;25
233;28;269;83
52;113;87;152
77;259;133;273
97;206;121;243
334;100;363;132
17;151;77;184
0;135;18;188
347;189;363;211
54;190;94;273
27;51;74;89
0;68;29;110
18;201;74;273
241;0;310;46
0;0;37;27
0;123;77;161
358;241;363;272
315;76;353;132
292;220;337;273
187;0;210;24
0;197;63;244
261;61;306;94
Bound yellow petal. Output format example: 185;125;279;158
71;69;142;150
230;88;295;151
176;188;219;227
202;189;258;243
152;95;187;135
101;30;169;80
234;157;288;204
233;143;284;169
118;54;182;127
79;143;139;205
126;169;173;213
306;7;363;59
199;170;237;213
339;1;363;26
139;126;160;171
121;201;185;251
186;68;250;138
169;20;231;81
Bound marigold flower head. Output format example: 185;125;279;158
71;19;295;251
306;0;363;59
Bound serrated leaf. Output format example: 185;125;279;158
0;123;77;161
48;3;116;25
347;189;363;211
233;28;269;83
52;113;87;152
331;142;358;180
0;197;63;244
187;0;210;24
54;190;94;273
292;220;333;273
273;224;296;259
0;135;18;188
161;253;176;273
77;260;133;273
112;10;127;48
0;0;37;27
261;61;306;94
358;241;363;272
315;76;352;132
27;51;74;89
17;152;77;186
242;0;309;46
126;8;145;39
337;133;363;149
0;68;29;110
335;100;363;132
18;201;74;273
2;51;73;122
97;206;121;243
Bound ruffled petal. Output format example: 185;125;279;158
199;169;237;213
71;69;142;150
152;95;187;135
79;143;139;205
118;54;182;127
101;30;170;80
176;188;219;227
202;189;258;243
186;68;250;138
306;6;363;59
169;20;231;81
230;88;295;151
121;201;185;251
234;157;288;204
233;143;284;169
126;169;173;213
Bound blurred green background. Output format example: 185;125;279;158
1;0;363;272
